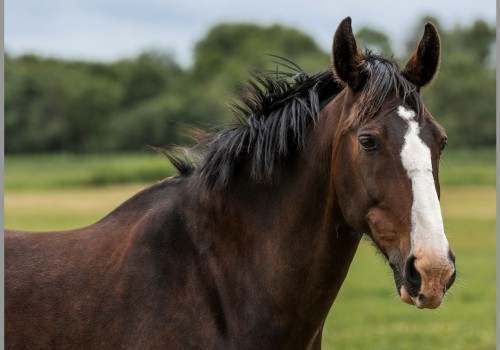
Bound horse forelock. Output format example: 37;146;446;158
342;51;425;130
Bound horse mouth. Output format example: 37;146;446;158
391;266;425;308
390;263;410;299
399;285;444;309
399;285;416;305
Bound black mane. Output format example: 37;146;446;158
165;53;421;190
165;58;342;190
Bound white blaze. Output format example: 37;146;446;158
398;106;449;257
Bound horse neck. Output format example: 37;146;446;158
193;93;361;338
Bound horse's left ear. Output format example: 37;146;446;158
403;22;441;88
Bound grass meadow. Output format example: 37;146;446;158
4;148;496;349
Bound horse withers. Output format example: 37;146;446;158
5;17;455;349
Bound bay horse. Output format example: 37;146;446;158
5;17;456;349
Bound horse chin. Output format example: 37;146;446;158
399;285;443;309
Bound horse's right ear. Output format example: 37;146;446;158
332;17;364;89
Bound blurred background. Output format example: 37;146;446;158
4;1;496;349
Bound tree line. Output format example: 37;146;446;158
5;16;495;153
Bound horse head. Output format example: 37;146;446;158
328;17;455;309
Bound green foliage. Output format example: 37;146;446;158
5;24;329;153
193;23;329;85
6;56;122;152
119;51;183;106
5;51;184;153
355;27;393;56
4;18;496;153
405;17;496;148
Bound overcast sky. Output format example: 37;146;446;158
5;0;496;66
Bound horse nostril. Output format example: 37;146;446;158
444;250;456;293
448;250;456;264
444;267;456;292
404;255;422;293
418;294;428;303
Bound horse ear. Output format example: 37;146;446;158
332;17;364;89
403;22;441;88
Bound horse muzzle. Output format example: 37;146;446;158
393;251;456;309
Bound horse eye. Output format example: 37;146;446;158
359;135;377;151
440;139;448;152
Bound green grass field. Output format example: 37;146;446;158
4;149;496;349
4;153;175;190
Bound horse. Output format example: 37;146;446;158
5;17;456;349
